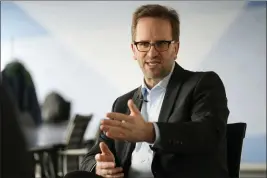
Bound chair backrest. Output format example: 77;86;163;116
65;114;93;149
226;122;247;178
41;91;71;123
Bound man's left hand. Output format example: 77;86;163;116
100;99;155;143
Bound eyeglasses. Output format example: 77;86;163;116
133;40;176;52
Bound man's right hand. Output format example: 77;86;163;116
95;142;124;178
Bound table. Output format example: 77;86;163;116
22;121;95;178
25;121;69;150
22;121;69;178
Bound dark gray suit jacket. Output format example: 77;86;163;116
80;63;230;178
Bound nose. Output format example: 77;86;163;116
146;45;159;58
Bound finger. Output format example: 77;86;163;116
96;161;115;169
106;130;126;141
101;167;123;175
100;126;127;141
106;112;133;123
99;142;113;156
101;119;132;130
95;153;113;162
105;173;124;178
100;125;124;133
95;153;101;161
100;126;126;139
128;99;141;116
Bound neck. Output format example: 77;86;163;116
144;78;162;89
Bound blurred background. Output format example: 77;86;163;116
1;1;266;178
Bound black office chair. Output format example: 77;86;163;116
58;114;93;174
226;122;247;178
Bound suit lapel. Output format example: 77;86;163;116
121;87;142;165
133;86;143;111
158;63;186;123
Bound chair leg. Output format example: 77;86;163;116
39;152;47;178
63;155;67;175
42;152;56;178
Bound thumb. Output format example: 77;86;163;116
99;142;113;156
128;99;140;116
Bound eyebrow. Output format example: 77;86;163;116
135;40;171;43
135;40;149;43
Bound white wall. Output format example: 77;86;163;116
1;1;266;141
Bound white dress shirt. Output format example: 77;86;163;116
128;63;175;178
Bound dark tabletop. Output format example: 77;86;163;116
23;121;69;151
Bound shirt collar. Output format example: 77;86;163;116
141;62;175;95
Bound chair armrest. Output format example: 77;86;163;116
53;143;67;150
58;148;89;156
240;163;266;172
83;139;95;148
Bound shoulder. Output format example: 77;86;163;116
111;87;140;112
173;63;224;86
182;69;227;99
182;67;225;87
115;86;140;104
175;66;227;100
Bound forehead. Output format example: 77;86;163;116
135;17;172;41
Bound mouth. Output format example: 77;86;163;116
145;61;161;67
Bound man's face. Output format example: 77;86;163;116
131;17;179;80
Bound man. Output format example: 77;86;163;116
79;4;229;178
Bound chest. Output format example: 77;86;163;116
141;88;166;123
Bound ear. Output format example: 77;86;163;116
173;41;180;60
131;43;137;60
174;41;180;55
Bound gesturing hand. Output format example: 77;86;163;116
95;142;124;178
100;99;155;143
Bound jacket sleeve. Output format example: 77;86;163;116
151;72;229;154
80;98;120;172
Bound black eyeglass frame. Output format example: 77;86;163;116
133;40;178;52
